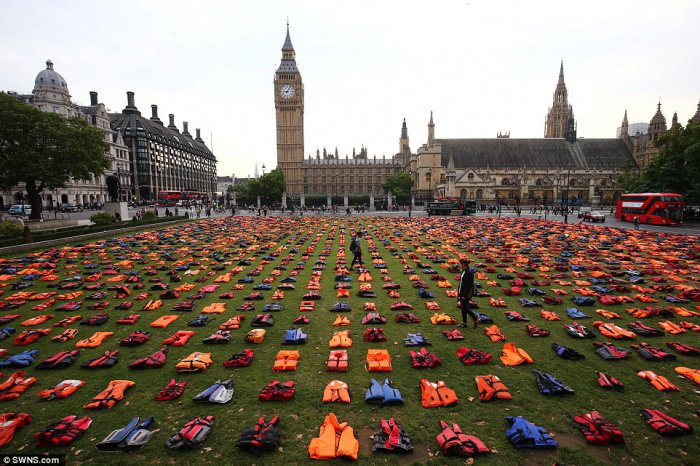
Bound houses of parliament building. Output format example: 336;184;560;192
274;27;700;207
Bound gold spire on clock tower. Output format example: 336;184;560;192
274;23;304;194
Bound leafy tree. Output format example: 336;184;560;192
260;168;285;205
382;172;413;201
0;93;110;219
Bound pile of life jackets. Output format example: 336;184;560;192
475;374;513;402
597;371;624;390
308;413;358;460
410;348;441;368
328;330;351;348
176;352;212;373
259;381;295;401
0;412;32;448
371;418;413;453
365;349;392;372
637;371;680;391
0;371;36;401
236;416;281;455
505;416;558;449
420;378;458;408
34;415;92;446
84;379;135;409
365;379;403;405
38;379;85;401
436;420;489;457
322;380;350;403
273;350;300;371
457;347;492;365
155;379;187;401
572;411;625;445
532;370;575;395
166;416;216;450
223;349;254;368
327;350;349;372
500;342;534;366
81;350;119;369
639;409;694;436
35;350;80;370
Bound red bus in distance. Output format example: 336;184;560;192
615;193;684;225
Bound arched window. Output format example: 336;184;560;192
501;178;511;186
535;178;544;186
460;189;467;199
467;173;474;180
476;189;483;199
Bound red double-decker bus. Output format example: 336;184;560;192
615;193;684;225
157;190;183;206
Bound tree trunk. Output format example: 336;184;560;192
25;181;43;220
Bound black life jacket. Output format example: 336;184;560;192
639;409;693;436
128;347;168;369
166;416;216;449
552;343;585;360
236;416;281;455
223;349;254;368
188;315;211;327
155;379;187;401
80;313;109;326
172;301;196;312
631;342;676;361
115;302;133;311
597;371;624;391
571;411;625;445
593;342;630;360
627;321;665;337
372;418;413;453
362;313;387;325
35;350;80;370
258;381;295;401
81;350;119;369
252;314;274;327
532;369;575;395
203;330;232;344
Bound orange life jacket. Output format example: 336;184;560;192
365;349;392;372
489;298;507;307
75;331;113;348
175;352;212;372
540;309;560;321
0;371;36;401
327;350;349;372
332;315;351;326
420;378;458;408
485;325;506;342
219;316;244;330
150;315;179;328
596;309;622;319
430;313;457;325
162;330;196;346
674;367;700;385
201;302;226;314
500;342;534;366
475;374;513;402
13;328;51;346
273;350;299;371
38;379;85;401
143;300;163;311
51;328;78;343
593;321;637;339
322;380;351;403
308;413;359;460
245;329;266;344
329;330;353;348
21;315;53;326
636;370;679;391
658;321;685;335
83;379;135;409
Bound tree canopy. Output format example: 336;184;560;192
231;168;286;206
0;93;111;219
382;172;413;201
618;121;700;203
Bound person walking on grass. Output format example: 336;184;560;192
457;257;479;328
349;231;363;270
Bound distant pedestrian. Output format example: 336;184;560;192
349;231;363;269
457;258;478;328
633;216;640;230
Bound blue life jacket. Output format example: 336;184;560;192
532;370;575;395
0;326;16;340
282;328;307;345
262;303;282;312
567;307;590;318
188;315;210;327
381;379;403;405
551;342;585;360
505;416;558;448
403;333;430;347
475;313;493;324
0;349;39;367
253;284;272;290
518;298;539;307
571;296;595;306
418;288;434;299
365;378;384;404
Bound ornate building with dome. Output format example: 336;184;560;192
3;59;130;209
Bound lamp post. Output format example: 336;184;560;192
564;169;570;223
496;193;501;218
543;193;547;220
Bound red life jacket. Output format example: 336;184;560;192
34;415;92;446
0;412;32;448
525;324;549;337
597;371;624;390
166;416;216;449
409;348;442;368
128;347;168;369
394;313;420;323
292;315;310;325
35;350;80;370
572;411;625;445
457;347;492;365
80;350;119;369
155;379;187;401
236;416;281;454
436;420;489;457
258;380;295;401
223;349;254;368
640;409;693;436
442;329;465;340
363;327;387;342
666;341;699;356
38;379;85;401
120;331;151;346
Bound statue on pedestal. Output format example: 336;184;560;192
106;175;121;202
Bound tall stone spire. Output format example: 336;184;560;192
648;101;667;143
399;118;411;155
428;111;435;147
544;61;574;138
620;110;629;140
691;99;700;124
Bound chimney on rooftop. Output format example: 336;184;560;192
89;91;98;106
150;105;162;125
122;91;141;115
168;114;179;133
182;121;191;137
195;128;204;142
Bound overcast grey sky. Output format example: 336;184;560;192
2;0;698;178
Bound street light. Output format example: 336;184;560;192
543;193;548;220
496;193;501;218
564;169;571;223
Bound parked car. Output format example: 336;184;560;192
8;204;32;216
577;207;591;218
582;211;606;222
60;203;80;213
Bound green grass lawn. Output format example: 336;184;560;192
0;216;697;465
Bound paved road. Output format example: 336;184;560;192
34;206;700;237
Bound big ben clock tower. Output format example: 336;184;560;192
275;24;304;194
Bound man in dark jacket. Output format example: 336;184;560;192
350;231;363;269
457;258;478;328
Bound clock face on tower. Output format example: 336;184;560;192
280;84;295;99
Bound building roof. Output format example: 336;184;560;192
110;110;216;162
437;138;632;170
34;60;68;93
